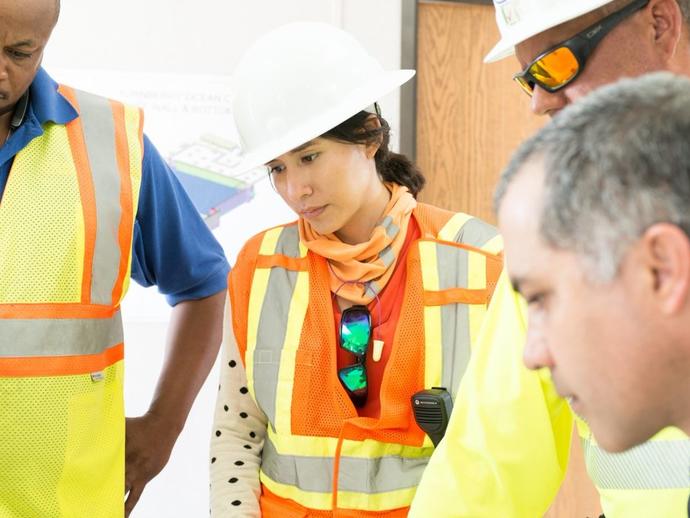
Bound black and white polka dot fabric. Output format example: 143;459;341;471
209;301;267;517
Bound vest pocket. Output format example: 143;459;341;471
252;350;312;429
57;363;124;517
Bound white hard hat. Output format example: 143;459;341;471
484;0;613;63
232;21;415;173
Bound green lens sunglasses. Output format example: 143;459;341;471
338;305;371;407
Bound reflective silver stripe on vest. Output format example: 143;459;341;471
274;225;302;258
0;310;123;356
253;226;302;427
435;243;471;395
261;436;428;494
452;217;500;249
74;89;122;306
582;436;690;489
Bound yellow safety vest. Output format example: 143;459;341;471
409;270;690;517
0;86;143;518
230;205;503;515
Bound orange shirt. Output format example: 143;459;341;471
334;216;422;418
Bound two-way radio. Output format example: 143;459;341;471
411;387;453;447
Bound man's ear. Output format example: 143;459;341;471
642;223;690;315
363;114;382;159
648;0;684;64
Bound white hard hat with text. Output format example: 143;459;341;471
232;22;415;174
485;0;614;62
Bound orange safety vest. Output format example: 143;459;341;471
0;86;143;517
229;203;503;517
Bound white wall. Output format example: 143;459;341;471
43;2;403;517
44;1;403;144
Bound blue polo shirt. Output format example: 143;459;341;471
0;68;229;305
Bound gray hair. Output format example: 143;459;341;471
678;0;690;25
495;72;690;280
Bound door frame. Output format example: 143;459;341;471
399;0;494;160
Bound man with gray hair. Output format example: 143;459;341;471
496;71;690;517
411;2;690;517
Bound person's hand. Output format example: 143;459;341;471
124;412;181;517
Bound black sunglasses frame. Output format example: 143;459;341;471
514;0;650;95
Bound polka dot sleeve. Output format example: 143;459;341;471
210;299;266;517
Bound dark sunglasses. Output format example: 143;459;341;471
514;0;649;96
338;305;371;407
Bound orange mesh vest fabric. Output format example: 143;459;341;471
334;218;421;419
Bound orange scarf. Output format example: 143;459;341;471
298;183;417;304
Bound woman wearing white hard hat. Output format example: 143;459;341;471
210;22;503;517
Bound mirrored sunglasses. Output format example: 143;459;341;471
338;305;371;407
514;0;649;96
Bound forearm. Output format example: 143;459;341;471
211;300;265;517
148;289;226;434
124;289;226;516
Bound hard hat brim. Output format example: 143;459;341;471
232;69;415;175
483;0;612;63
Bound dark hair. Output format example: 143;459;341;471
495;72;690;280
320;110;426;197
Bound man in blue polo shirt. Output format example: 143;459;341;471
0;0;229;516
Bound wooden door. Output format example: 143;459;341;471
416;0;543;222
415;2;603;517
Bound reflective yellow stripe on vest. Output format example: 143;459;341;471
437;212;503;253
261;428;430;511
427;214;502;394
246;224;309;433
441;213;502;351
